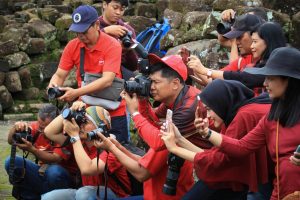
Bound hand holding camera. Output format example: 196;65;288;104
93;131;115;151
63;118;80;138
121;91;139;114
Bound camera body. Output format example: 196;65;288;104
163;153;185;195
13;128;33;144
124;75;151;97
216;18;235;35
62;108;87;126
124;38;152;97
87;122;110;141
120;31;133;48
48;87;65;100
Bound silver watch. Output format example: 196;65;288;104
70;135;80;144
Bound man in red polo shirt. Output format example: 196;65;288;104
48;5;128;143
5;104;78;199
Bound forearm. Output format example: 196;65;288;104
31;147;62;164
110;145;148;181
49;73;66;87
72;140;99;175
178;136;204;153
116;143;141;161
229;43;239;62
7;127;16;144
207;130;223;147
170;146;197;162
133;114;165;151
44;115;68;146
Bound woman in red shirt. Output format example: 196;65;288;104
194;47;300;200
161;79;272;200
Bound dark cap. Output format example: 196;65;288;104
223;14;263;39
244;47;300;79
69;5;98;33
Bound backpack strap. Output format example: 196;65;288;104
80;47;85;82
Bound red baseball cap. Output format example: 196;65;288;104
148;53;187;81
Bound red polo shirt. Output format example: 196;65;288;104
58;31;126;117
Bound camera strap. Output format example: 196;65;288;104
9;143;27;184
172;84;188;111
80;47;85;83
96;149;108;200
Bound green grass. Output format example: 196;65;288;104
0;123;13;199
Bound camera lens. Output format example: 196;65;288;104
62;108;72;120
48;87;65;99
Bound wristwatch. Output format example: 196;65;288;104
70;135;80;144
206;69;213;78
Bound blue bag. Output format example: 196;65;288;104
136;18;171;57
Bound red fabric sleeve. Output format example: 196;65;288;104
220;115;268;157
138;149;168;175
58;39;78;71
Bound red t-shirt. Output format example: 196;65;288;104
194;103;271;192
139;148;194;200
221;54;253;72
29;121;79;174
81;147;131;198
58;31;126;117
220;115;300;199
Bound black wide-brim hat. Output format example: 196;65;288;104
244;47;300;79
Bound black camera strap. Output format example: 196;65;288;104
9;143;27;184
80;47;85;83
96;148;108;200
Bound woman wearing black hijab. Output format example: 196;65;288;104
160;79;272;200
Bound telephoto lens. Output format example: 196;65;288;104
163;153;185;195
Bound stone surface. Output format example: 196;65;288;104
18;66;32;89
0;27;30;51
26;19;57;42
4;71;22;92
4;51;30;69
164;9;183;29
38;7;61;25
0;85;13;109
39;61;58;82
292;12;300;48
125;15;156;34
0;72;5;86
55;14;72;30
135;2;157;18
0;40;19;57
14;87;39;100
26;37;46;55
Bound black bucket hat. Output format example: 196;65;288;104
244;47;300;79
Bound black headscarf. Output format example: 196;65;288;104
199;79;271;127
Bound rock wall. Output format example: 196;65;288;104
0;0;299;117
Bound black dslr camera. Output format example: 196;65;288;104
124;38;152;97
163;153;185;195
87;122;110;141
13;128;33;144
48;87;65;100
120;31;133;48
62;108;87;126
216;18;235;35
